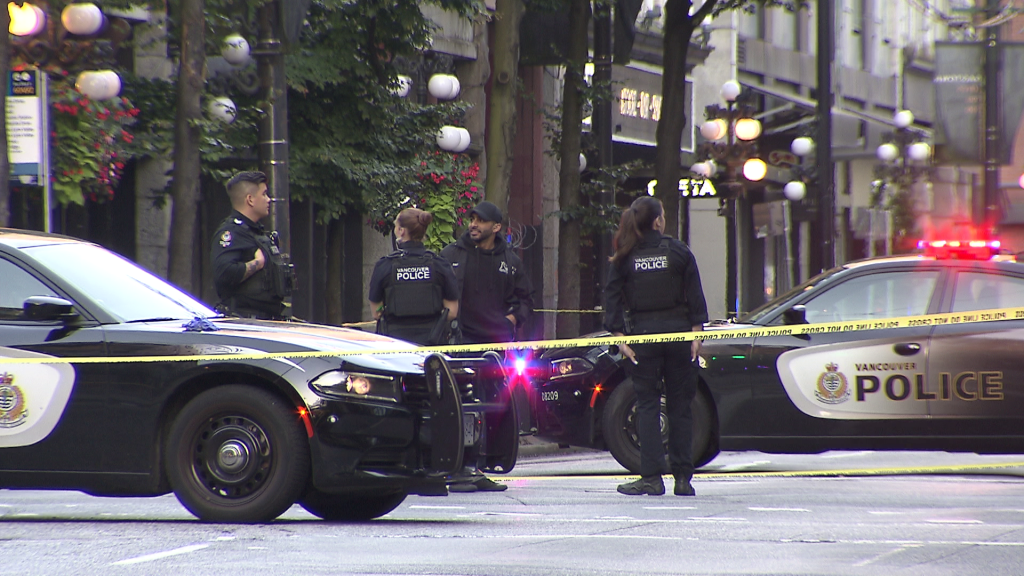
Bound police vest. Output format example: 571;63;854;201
626;239;684;313
383;251;445;319
236;232;294;305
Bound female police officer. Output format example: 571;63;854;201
368;208;460;346
603;196;709;496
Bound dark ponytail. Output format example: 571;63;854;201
397;207;433;242
610;196;663;263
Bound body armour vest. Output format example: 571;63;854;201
384;251;445;319
236;232;294;305
627;239;683;313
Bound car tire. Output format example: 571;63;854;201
165;385;310;523
300;489;407;521
602;378;716;474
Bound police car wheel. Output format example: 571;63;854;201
165;385;310;523
601;378;715;474
299;489;407;521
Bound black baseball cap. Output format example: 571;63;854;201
469;201;503;223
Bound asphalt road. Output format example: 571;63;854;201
4;450;1024;576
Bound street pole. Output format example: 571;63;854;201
983;0;1001;232
256;1;290;255
816;0;835;270
594;2;613;320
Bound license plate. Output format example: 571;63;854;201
463;413;478;446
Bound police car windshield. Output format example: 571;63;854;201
24;243;219;322
738;267;843;324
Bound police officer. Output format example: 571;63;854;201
368;208;460;345
603;196;709;497
211;171;294;320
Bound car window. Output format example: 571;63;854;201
951;272;1024;313
0;258;59;319
802;271;940;324
23;243;217;323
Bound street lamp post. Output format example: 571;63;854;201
873;109;932;254
694;80;765;318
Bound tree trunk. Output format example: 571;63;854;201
0;7;10;227
653;0;695;238
326;217;344;326
167;0;205;293
457;15;490;185
484;0;524;213
555;0;591;339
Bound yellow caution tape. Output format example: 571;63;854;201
1;306;1021;365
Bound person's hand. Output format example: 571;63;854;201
253;248;266;270
505;314;516;327
613;332;637;365
691;339;702;362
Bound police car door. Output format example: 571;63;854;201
0;255;106;473
747;266;941;444
927;266;1024;440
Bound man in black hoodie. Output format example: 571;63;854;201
441;201;534;344
441;201;534;492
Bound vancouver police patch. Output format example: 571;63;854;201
0;372;28;428
815;362;850;405
219;231;232;248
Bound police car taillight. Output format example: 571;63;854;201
917;239;1001;260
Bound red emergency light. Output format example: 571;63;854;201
917;239;1000;260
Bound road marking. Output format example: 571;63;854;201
714;460;772;472
110;544;210;566
214;536;235;541
868;511;903;515
853;544;922;567
687;517;747;522
749;507;810;512
407;505;466;509
926;519;983;524
473;512;543;517
643;506;696;510
822;451;874;459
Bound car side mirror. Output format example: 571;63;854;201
782;304;808;325
23;296;78;322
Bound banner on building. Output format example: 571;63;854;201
934;42;983;164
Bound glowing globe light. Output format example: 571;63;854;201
700;118;728;141
734;118;762;141
720;80;741;102
791;137;814;157
75;70;121;100
894;110;915;129
876;143;899;162
208;96;236;123
427;74;460;100
390;75;412;98
742;158;767;182
784;181;806;201
907;142;931;162
221;34;251;66
9;2;46;36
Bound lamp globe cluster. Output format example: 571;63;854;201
436;126;471;153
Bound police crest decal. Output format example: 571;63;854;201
0;372;28;428
815;362;850;405
219;231;232;247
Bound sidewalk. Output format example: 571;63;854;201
518;435;596;458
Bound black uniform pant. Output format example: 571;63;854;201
626;339;697;480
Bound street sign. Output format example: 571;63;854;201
6;69;51;231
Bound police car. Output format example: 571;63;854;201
527;239;1024;473
0;229;518;522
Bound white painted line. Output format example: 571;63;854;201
214;536;235;541
597;516;637;520
11;513;38;517
247;547;267;550
643;506;697;510
716;460;771;472
475;512;544;517
749;507;810;512
822;451;874;459
407;505;466;509
868;511;903;515
926;519;983;524
687;517;748;522
853;544;921;567
111;544;210;566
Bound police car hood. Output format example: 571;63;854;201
109;318;430;374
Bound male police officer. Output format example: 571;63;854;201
211;171;294;320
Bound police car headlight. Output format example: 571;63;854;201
309;370;399;403
550;358;594;380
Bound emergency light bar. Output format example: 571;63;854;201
917;239;1000;260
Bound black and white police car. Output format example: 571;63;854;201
526;238;1024;473
0;229;518;522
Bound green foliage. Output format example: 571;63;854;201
365;152;481;252
286;0;481;229
47;75;139;205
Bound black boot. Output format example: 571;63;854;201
673;477;695;496
617;476;665;496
